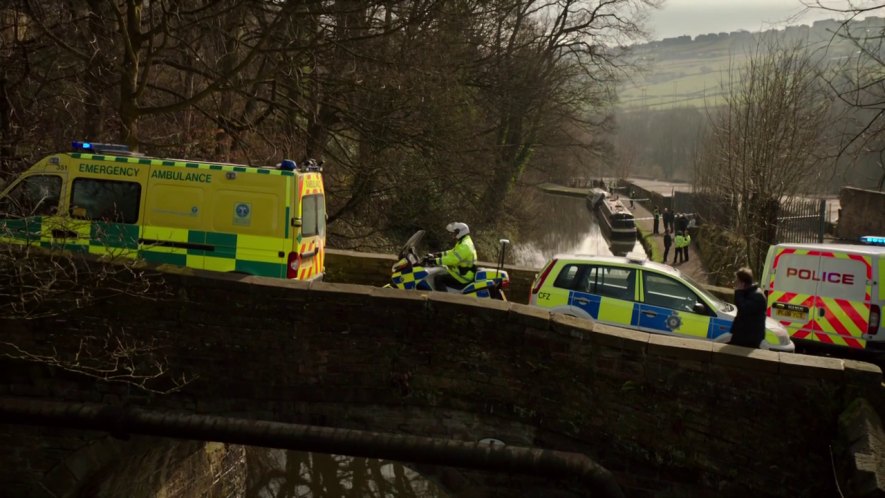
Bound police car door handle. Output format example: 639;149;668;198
573;297;589;305
642;310;657;317
51;229;78;239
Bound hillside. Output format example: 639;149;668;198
618;17;884;109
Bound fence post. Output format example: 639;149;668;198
818;199;826;243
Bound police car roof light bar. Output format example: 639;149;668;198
860;235;885;246
72;141;130;154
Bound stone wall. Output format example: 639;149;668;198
838;187;885;240
1;262;883;497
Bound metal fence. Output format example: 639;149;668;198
775;197;828;244
677;190;829;244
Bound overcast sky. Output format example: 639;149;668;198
647;0;878;40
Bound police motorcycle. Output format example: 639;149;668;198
388;230;511;300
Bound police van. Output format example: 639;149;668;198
528;255;795;351
0;141;326;280
761;238;885;353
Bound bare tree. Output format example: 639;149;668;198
0;211;190;393
804;1;885;189
694;40;833;274
471;0;661;218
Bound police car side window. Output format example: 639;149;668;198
70;178;141;224
553;264;582;290
595;267;635;300
643;272;706;313
0;175;62;217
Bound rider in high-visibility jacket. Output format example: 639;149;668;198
434;222;477;288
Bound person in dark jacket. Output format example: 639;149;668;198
728;267;767;348
663;208;674;232
662;229;672;264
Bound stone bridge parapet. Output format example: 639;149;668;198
0;259;882;497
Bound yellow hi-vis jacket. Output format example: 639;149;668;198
674;234;686;249
436;234;477;283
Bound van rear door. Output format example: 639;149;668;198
810;252;871;349
766;247;819;342
768;247;871;349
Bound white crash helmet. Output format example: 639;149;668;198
446;222;470;238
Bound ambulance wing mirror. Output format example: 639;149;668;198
291;217;302;227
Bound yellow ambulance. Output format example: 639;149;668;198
761;238;885;353
0;141;326;280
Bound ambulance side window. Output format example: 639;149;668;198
301;194;325;237
0;175;62;217
70;178;141;224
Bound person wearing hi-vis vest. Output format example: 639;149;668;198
673;231;686;265
428;222;477;290
683;231;692;262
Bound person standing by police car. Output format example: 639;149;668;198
662;229;672;263
427;222;477;290
672;231;685;264
728;267;767;348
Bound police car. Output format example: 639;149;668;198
528;255;795;352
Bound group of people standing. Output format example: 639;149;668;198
652;207;694;266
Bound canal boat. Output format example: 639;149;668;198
587;188;637;246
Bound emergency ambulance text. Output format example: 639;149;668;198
79;163;139;177
150;170;212;183
786;267;855;285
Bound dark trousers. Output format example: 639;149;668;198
435;272;466;291
673;247;683;264
663;245;670;263
653;219;659;234
684;244;690;261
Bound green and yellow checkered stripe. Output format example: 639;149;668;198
140;226;287;278
70;152;297;177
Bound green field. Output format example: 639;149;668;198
617;23;868;109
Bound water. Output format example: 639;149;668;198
245;450;446;498
511;193;646;268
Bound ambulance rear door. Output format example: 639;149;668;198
289;172;325;280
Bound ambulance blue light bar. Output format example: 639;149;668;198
72;141;130;154
861;235;885;246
